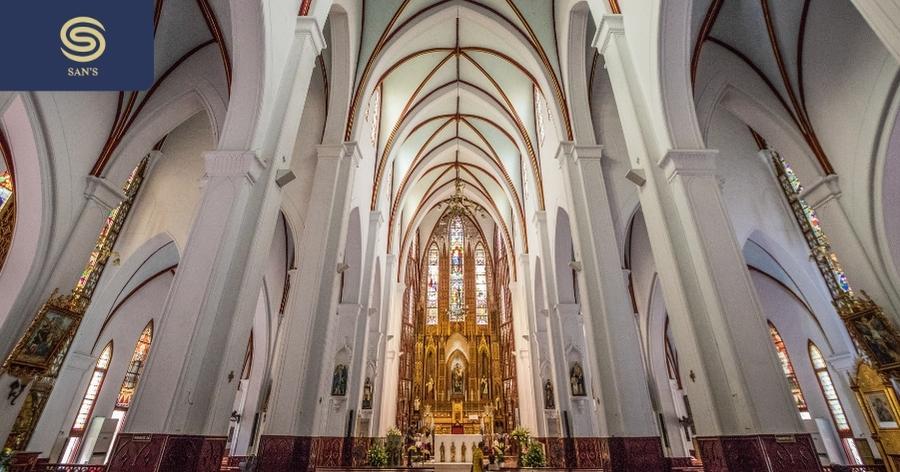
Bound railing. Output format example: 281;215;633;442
31;465;106;472
824;466;888;472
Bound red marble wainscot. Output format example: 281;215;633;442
696;434;822;472
257;436;356;472
106;433;226;472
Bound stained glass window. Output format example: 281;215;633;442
771;152;851;297
73;343;112;432
475;244;488;325
115;322;153;409
426;244;439;325
809;343;849;433
0;172;12;210
369;87;381;148
534;86;545;147
768;322;809;418
449;217;465;322
61;342;113;463
74;157;149;300
809;342;862;463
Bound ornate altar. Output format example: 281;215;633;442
396;209;518;435
853;361;900;471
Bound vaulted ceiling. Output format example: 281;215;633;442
91;0;232;178
348;1;574;262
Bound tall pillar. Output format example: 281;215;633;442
555;142;657;437
121;12;326;444
597;14;819;471
264;142;360;434
372;253;397;435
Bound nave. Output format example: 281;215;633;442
3;1;900;471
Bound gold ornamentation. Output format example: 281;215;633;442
0;194;15;272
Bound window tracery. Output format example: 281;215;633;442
449;217;465;322
768;322;809;419
475;244;488;325
426;244;439;325
61;343;112;463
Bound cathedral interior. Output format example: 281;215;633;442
3;0;900;471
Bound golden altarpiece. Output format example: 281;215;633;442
397;211;517;435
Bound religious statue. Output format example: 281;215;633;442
331;364;347;396
481;376;489;396
462;442;467;462
544;379;555;409
440;442;446;462
414;397;421;412
362;377;373;409
570;362;586;397
451;441;456;462
451;363;464;395
426;376;434;397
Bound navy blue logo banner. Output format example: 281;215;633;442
0;0;154;90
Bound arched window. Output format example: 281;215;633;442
475;244;488;325
767;322;809;419
449;217;465;322
809;342;861;464
104;323;153;463
426;244;439;325
0;172;11;211
61;342;112;463
115;322;153;410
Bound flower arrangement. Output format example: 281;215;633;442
367;441;388;468
0;448;12;471
385;426;404;466
521;442;546;468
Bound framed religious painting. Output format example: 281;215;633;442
3;298;82;378
866;391;899;429
844;306;900;372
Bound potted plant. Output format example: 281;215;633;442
0;448;12;472
510;426;531;466
520;442;546;468
367;441;388;468
385;426;403;466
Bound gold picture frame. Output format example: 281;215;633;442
2;294;82;379
840;297;900;373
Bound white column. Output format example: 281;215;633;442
597;15;801;436
373;254;397;434
555;142;657;437
124;150;266;434
265;143;361;436
532;212;598;437
124;16;326;436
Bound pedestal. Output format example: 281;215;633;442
696;434;822;472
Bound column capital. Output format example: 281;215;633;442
295;16;326;56
203;150;265;183
554;141;604;168
317;141;362;167
660;149;719;182
593;14;624;55
800;174;841;209
531;210;548;228
369;211;385;227
84;175;126;211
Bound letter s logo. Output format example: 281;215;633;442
60;17;106;63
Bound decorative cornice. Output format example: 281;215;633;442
296;16;326;56
593;14;625;55
554;141;603;169
84;176;126;211
203;151;265;184
659;149;719;182
370;210;385;227
317;142;361;167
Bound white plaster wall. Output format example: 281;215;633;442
116;113;213;261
